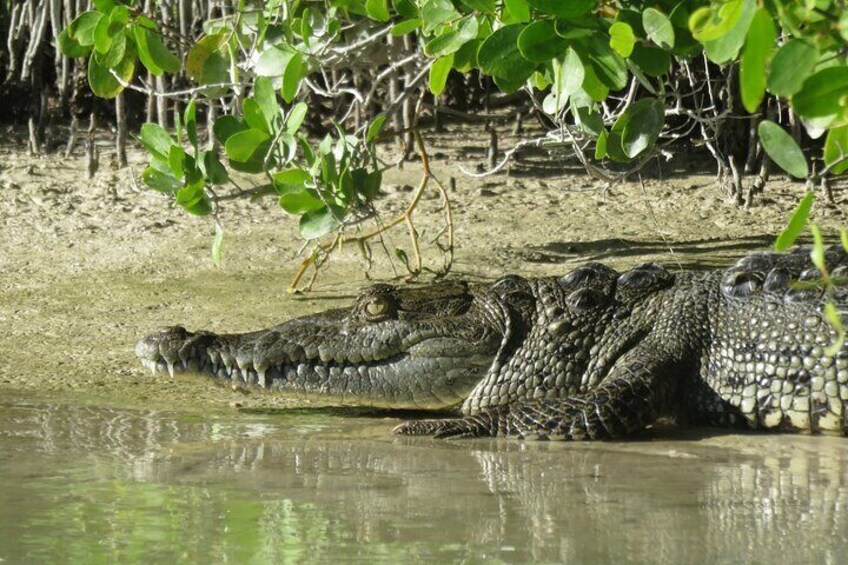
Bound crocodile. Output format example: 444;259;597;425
136;247;848;440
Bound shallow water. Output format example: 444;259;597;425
2;395;847;563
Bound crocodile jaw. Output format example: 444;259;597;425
135;321;502;410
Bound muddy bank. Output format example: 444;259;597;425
0;124;844;410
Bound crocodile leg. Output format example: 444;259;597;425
394;342;683;440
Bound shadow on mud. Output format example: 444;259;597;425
516;234;776;268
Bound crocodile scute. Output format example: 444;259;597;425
136;247;848;440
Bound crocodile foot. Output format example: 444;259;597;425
393;414;497;439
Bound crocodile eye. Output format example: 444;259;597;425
364;296;392;319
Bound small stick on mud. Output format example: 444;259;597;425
512;111;523;136
85;113;98;179
433;95;442;133
28;116;40;155
65;115;78;158
728;155;743;207
820;176;835;207
115;92;128;168
487;129;498;171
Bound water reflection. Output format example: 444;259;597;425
1;397;847;563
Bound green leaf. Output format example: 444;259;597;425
280;190;325;214
580;34;628;91
67;11;102;47
758;120;808;179
281;52;305;103
87;49;134;98
272;168;312;193
93;12;113;54
527;0;594;18
421;0;460;34
823;126;848;175
355;169;383;200
477;24;534;82
740;9;775;114
200;151;229;185
224;128;272;173
139;123;175;160
392;0;419;19
453;38;480;71
391;19;422;36
184;100;198;149
517;20;569;63
286;102;308;134
186;33;229;86
492;75;524;94
212;115;248;145
702;0;756;64
97;29;127;68
767;40;817;98
253;76;279;129
365;0;390;22
595;129;608;159
503;0;530;22
810;223;826;273
548;48;583;113
608;22;635;58
168;145;186;179
839;12;848;43
629;44;670;77
689;0;745;42
134;27;180;76
774;191;814;251
135;15;157;30
424;16;478;57
211;223;224;267
242;99;270;135
256;44;295;77
459;0;495;13
176;183;212;216
173;106;183;145
791;67;848;119
612;98;665;158
429;54;454;95
554;20;598;40
142;167;182;192
643;8;674;50
367;115;388;142
108;5;129;33
299;206;344;239
93;0;116;12
58;28;92;58
575;106;604;137
842;228;848;253
580;62;609;102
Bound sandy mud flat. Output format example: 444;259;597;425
0;124;844;410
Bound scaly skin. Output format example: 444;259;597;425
136;247;848;440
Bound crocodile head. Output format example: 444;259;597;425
135;282;507;410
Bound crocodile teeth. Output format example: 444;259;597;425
167;362;175;378
148;360;157;376
318;346;334;364
257;370;266;388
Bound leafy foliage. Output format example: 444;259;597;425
58;0;848;289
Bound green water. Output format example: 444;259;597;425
1;395;848;564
